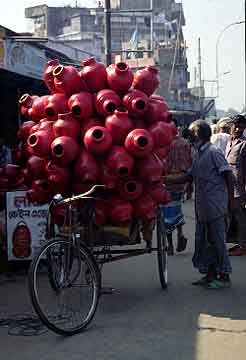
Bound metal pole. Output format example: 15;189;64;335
150;0;153;52
198;38;203;118
216;21;245;97
104;0;112;66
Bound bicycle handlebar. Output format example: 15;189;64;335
52;185;106;206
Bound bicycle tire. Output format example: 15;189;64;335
156;208;168;289
28;238;101;336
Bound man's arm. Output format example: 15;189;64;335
222;170;235;211
163;172;193;186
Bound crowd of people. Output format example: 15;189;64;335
163;113;246;289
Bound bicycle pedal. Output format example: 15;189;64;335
100;286;116;295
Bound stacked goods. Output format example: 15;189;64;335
12;58;175;225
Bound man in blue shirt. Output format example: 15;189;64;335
165;120;234;289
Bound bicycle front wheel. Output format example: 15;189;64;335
28;238;100;336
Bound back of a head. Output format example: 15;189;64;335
189;119;212;142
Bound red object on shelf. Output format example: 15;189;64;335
144;97;169;124
68;92;94;120
133;194;156;220
51;136;79;166
123;89;149;117
106;62;133;94
84;126;112;155
136;153;164;183
125;129;153;158
80;57;107;93
46;161;71;195
27;155;46;179
119;179;143;200
80;117;102;138
106;146;134;178
105;110;133;145
43;59;60;94
133;65;160;96
45;94;68;121
148;121;173;148
19;94;38;118
53;64;87;97
39;119;55;135
74;149;100;183
29;95;50;122
27;130;53;158
95;89;121;117
53;113;80;139
17;121;36;142
108;198;133;224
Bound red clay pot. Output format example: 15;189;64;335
108;198;133;224
100;163;117;189
147;183;170;205
51;136;79;166
154;146;171;160
80;117;102;138
27;130;53;158
95;201;108;226
107;62;133;94
45;94;68;121
123;89;149;117
125;129;153;158
27;155;46;179
53;64;87;97
80;57;107;93
136;153;164;183
19;94;38;118
53;113;80;139
46;161;71;195
95;89;121;117
43;59;60;94
105;110;133;145
27;179;51;204
29;123;40;134
84;126;112;155
39;119;55;135
74;149;100;183
148;121;173;148
29;95;50;122
68;92;94;120
133;118;147;129
133;65;160;96
106;146;134;178
119;179;143;201
133;194;156;220
17;121;36;142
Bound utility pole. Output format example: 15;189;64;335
104;0;112;66
198;38;203;118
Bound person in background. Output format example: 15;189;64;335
165;120;234;289
0;138;12;167
162;119;192;255
210;118;218;135
225;114;246;256
211;117;231;155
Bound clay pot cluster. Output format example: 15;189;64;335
15;58;174;225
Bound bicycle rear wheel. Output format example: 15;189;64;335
28;238;100;336
156;207;168;289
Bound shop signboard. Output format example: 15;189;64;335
6;191;48;260
2;39;48;80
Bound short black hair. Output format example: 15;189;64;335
231;114;246;125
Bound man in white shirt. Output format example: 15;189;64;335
211;118;231;155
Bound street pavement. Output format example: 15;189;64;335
0;199;246;360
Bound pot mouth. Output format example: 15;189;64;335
53;65;64;77
92;128;104;141
82;57;96;66
134;99;146;111
125;181;137;193
53;144;64;157
137;136;148;148
118;166;129;176
28;134;38;147
72;105;81;116
116;62;128;72
45;107;56;118
105;101;116;114
19;93;31;105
